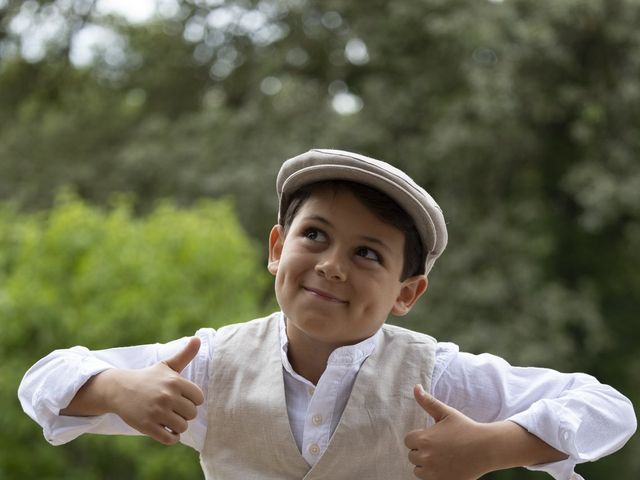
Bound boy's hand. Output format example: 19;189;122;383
104;337;205;445
405;384;493;480
405;384;568;479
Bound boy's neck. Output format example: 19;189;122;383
283;318;380;385
286;335;334;385
284;319;363;385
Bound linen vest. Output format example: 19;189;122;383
200;313;437;480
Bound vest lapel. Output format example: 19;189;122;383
260;322;312;474
202;314;311;479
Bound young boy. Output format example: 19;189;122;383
19;149;636;479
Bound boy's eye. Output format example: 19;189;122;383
303;228;327;242
355;247;380;262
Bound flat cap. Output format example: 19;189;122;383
277;149;447;275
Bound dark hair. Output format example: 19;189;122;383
281;180;425;281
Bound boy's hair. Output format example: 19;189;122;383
280;180;425;281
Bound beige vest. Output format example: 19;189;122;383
200;313;436;479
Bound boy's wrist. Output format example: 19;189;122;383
482;421;569;472
90;369;122;415
61;368;121;417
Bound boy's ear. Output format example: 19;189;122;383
267;225;284;276
391;275;428;316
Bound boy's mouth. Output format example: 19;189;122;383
302;286;348;304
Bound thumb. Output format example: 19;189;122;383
413;384;452;423
164;336;201;373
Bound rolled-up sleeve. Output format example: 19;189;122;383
432;343;637;480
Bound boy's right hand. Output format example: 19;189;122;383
79;337;205;445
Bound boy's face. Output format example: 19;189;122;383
268;187;427;349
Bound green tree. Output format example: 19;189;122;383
1;192;272;479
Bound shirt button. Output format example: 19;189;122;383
308;443;320;455
307;387;315;396
312;414;322;426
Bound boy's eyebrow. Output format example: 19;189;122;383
302;214;393;254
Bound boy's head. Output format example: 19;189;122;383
268;150;447;346
276;149;447;276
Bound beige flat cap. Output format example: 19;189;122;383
277;149;447;275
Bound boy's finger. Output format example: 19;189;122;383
413;384;451;423
164;336;201;373
150;424;180;445
161;412;189;435
181;380;205;406
173;396;199;421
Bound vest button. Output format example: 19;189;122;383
312;414;322;426
308;443;320;455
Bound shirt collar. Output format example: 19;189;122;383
278;312;379;374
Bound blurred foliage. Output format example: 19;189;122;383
1;0;639;477
0;192;272;479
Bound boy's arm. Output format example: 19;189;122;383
424;345;637;479
60;337;204;445
406;385;568;479
18;331;214;449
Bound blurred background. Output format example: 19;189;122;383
1;0;638;478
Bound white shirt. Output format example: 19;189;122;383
18;313;636;480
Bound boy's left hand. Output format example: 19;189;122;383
404;384;493;480
405;384;569;479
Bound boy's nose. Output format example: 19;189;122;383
315;255;347;282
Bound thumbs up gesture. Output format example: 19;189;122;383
106;337;205;445
405;384;570;479
404;384;493;480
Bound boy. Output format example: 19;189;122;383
19;149;636;479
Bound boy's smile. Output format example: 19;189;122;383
268;187;427;360
302;286;348;304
